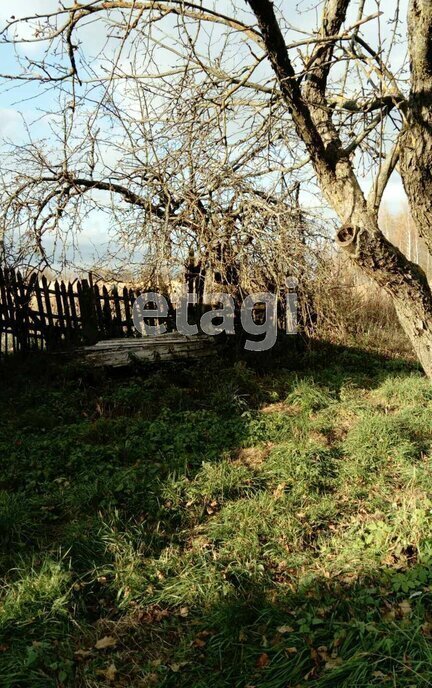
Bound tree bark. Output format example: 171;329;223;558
400;1;432;254
336;224;432;377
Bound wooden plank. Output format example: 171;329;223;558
16;271;31;351
93;284;105;336
26;273;40;350
54;281;65;332
80;343;214;367
0;270;6;355
77;333;215;367
111;286;123;337
123;286;133;336
60;281;73;334
102;285;113;336
67;282;79;328
129;289;138;336
80;334;213;347
41;275;54;329
0;268;10;334
34;279;47;338
41;275;57;350
5;269;19;352
77;278;98;345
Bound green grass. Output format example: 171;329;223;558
1;345;432;686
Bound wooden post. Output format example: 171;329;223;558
77;278;99;345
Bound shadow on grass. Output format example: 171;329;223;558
0;339;428;687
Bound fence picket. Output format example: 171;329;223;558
123;286;133;336
60;281;72;334
54;281;65;332
92;284;104;336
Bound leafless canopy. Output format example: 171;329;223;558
0;1;332;289
0;3;402;273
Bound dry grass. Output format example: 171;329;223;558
307;252;415;359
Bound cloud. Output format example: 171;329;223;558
0;107;24;137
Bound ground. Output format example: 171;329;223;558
1;343;432;687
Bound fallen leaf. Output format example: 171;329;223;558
304;667;318;680
96;663;117;682
273;483;286;499
192;637;206;648
421;622;432;636
74;648;92;659
277;625;294;634
154;608;170;622
197;630;213;638
206;500;218;514
256;653;269;668
383;608;396;621
170;661;188;673
317;645;329;657
95;636;117;650
399;600;412;617
105;663;117;682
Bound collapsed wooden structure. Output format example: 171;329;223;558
79;333;215;367
0;268;213;364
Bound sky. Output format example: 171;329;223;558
0;2;112;267
0;0;411;271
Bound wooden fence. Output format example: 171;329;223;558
0;268;178;356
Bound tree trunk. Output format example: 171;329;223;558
315;157;432;378
337;223;432;377
400;0;432;255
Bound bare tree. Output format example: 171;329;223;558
0;7;320;293
1;1;432;374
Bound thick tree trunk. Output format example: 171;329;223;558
400;123;432;256
390;1;432;374
316;158;432;378
311;116;432;380
337;223;432;377
400;0;432;254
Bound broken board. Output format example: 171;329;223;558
77;332;216;367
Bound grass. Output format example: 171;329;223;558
1;344;432;686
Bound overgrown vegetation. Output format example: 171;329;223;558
1;345;432;687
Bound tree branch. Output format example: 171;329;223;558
246;0;327;164
304;0;351;95
367;142;400;212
